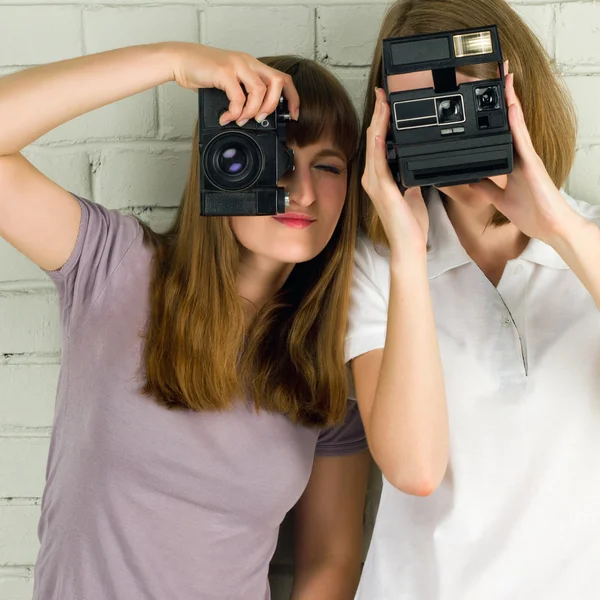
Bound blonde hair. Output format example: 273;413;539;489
359;0;577;245
141;57;360;427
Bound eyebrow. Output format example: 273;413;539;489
313;148;347;162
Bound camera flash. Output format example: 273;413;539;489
453;32;493;58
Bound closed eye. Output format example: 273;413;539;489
314;164;343;175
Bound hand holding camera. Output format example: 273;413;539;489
469;70;583;246
168;42;300;126
363;87;429;256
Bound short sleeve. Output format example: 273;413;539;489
47;197;142;333
315;400;368;457
345;235;390;363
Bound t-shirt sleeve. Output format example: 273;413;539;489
46;197;142;333
344;236;390;363
315;400;368;457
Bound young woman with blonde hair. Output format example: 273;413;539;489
348;1;600;598
0;44;369;599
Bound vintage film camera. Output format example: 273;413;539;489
383;26;513;188
198;89;294;216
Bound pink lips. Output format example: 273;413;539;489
272;213;316;229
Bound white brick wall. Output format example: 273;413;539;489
0;1;598;598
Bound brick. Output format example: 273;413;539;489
95;146;191;210
0;506;40;565
38;91;157;144
511;4;554;58
568;145;600;205
557;3;600;66
204;7;314;58
0;7;81;65
84;6;199;55
0;293;60;355
0;365;59;429
21;147;92;200
0;438;49;498
0;569;34;600
331;67;370;116
0;67;20;78
317;5;389;67
158;83;198;140
565;76;600;142
0;241;46;284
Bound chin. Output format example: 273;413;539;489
259;240;325;265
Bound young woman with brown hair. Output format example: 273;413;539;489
347;1;600;598
0;44;369;599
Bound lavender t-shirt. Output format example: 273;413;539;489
33;198;367;600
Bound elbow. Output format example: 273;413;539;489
389;475;441;497
371;445;448;497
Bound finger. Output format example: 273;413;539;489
468;177;505;206
255;71;287;123
219;78;247;125
365;92;382;178
273;70;300;121
372;90;390;139
236;71;268;125
508;94;537;162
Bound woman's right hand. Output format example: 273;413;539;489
170;43;300;127
362;87;428;256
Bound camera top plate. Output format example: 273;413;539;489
382;25;504;78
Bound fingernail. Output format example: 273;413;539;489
255;113;268;123
237;119;248;127
219;115;230;126
294;108;300;121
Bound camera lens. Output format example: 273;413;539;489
217;146;248;176
476;87;499;111
437;97;464;124
203;132;262;191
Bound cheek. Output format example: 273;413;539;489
317;178;347;222
229;216;270;250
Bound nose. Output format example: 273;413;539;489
278;165;316;208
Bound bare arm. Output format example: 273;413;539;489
351;87;449;497
551;215;600;310
352;255;448;497
0;43;299;271
290;451;370;600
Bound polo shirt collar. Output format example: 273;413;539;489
426;187;570;279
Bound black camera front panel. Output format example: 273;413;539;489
382;26;513;187
198;88;293;216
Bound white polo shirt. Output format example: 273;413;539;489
346;188;600;600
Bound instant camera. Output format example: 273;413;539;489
383;26;513;188
198;89;294;216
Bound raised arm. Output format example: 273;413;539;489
351;87;449;497
0;43;299;271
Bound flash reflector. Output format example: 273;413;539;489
453;31;493;58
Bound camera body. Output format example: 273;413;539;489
198;89;294;216
383;26;513;188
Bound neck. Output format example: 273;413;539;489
237;251;294;313
444;196;529;286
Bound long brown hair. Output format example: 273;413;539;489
359;0;577;245
140;56;359;427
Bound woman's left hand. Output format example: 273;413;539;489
470;66;584;246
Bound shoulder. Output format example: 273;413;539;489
354;233;391;283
